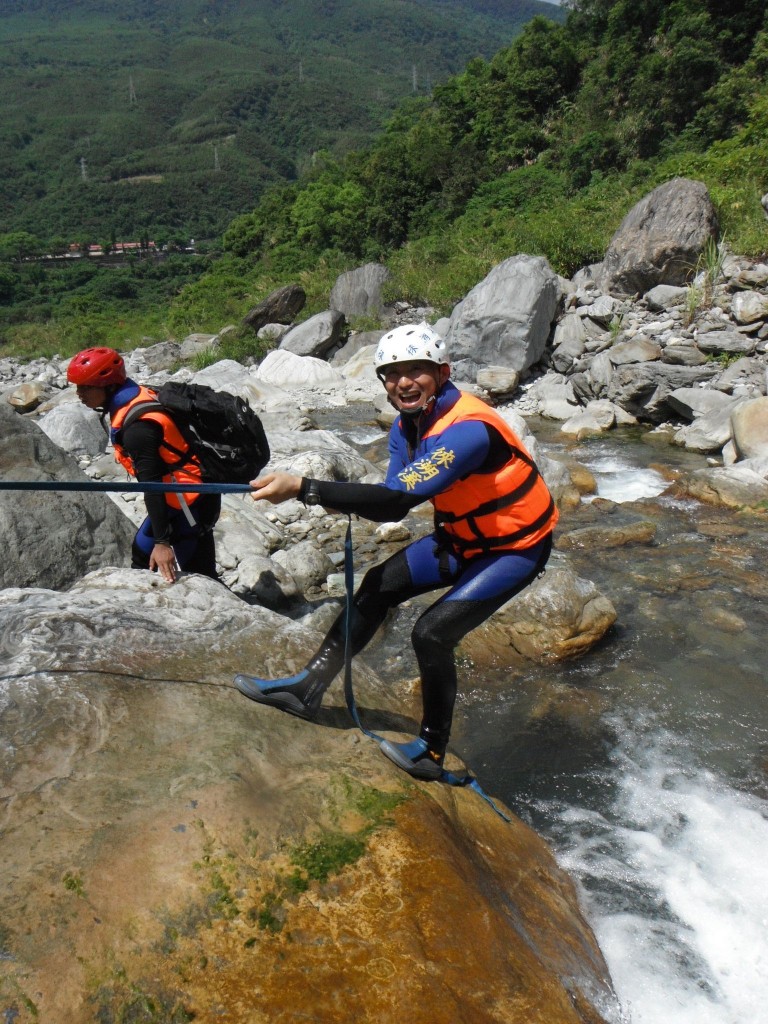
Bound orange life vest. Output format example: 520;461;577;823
424;392;558;557
110;385;204;510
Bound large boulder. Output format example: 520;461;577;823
731;396;768;459
330;262;391;318
605;362;719;423
256;347;345;388
242;283;306;332
494;566;618;662
679;463;768;509
445;254;560;380
35;399;110;458
0;568;619;1023
0;404;134;589
590;178;719;296
279;309;346;358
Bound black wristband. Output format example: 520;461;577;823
301;478;322;506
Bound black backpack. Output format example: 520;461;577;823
119;382;270;484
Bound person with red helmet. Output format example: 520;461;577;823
67;347;221;583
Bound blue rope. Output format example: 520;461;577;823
8;480;511;821
341;515;511;822
342;516;385;743
0;480;252;495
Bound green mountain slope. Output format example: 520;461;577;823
0;0;563;242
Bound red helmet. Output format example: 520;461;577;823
67;347;126;386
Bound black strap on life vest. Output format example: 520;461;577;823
433;444;554;556
436;495;556;557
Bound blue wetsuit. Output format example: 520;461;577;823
302;381;554;754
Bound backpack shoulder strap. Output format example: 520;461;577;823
120;398;164;431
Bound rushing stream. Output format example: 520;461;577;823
333;408;768;1024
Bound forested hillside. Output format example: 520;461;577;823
0;0;562;242
1;0;766;361
219;0;767;266
194;0;767;332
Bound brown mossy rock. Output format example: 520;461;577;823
0;570;617;1023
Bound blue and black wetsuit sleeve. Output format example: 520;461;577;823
298;477;421;521
298;421;508;522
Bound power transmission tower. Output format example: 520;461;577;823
299;59;304;83
129;75;137;104
80;157;88;182
214;145;220;172
412;65;418;93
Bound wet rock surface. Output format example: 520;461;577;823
0;570;619;1024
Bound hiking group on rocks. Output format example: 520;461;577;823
3;174;768;737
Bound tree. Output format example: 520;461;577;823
289;178;368;255
0;231;42;262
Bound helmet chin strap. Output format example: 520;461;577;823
397;393;437;418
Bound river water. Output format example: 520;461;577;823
332;409;768;1024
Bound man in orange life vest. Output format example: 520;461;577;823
235;323;558;781
67;346;220;584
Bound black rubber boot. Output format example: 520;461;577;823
234;605;381;719
234;636;346;720
379;737;445;780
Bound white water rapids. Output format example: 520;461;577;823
336;413;768;1024
510;442;768;1024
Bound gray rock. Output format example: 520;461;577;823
731;396;768;459
476;365;521;397
330;331;385;368
272;538;334;593
336;343;380;382
179;332;218;360
242;283;306;332
644;284;689;310
576;294;622;325
257;322;291;343
36;400;110;458
710;355;767;396
560;400;617;437
661;344;709;366
591;178;719;296
550;314;587;372
280;309;346;358
445;254;559;378
605;361;719;422
141;340;182;372
329;262;390;318
681;463;768;508
608;336;663;365
730;290;768;325
585;351;614;397
493;566;617;663
673;399;743;452
256;348;345;388
6;381;48;412
695;329;757;355
666;387;737;421
0;404;135;589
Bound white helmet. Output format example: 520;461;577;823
374;322;449;377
